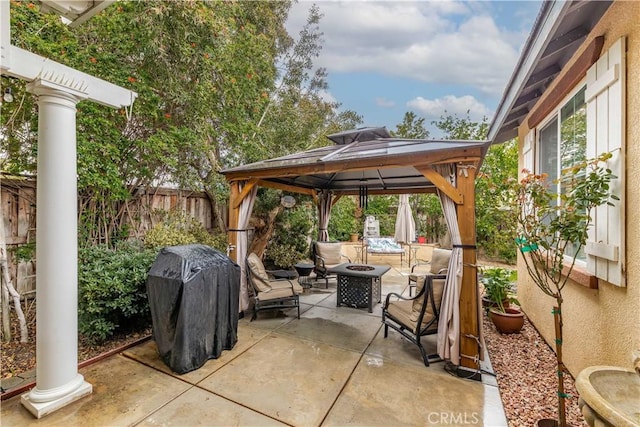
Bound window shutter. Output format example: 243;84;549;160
585;37;625;287
522;129;535;177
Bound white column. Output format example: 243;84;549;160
21;79;92;419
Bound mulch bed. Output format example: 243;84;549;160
483;312;587;426
1;301;150;382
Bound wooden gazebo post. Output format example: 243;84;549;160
227;181;241;263
456;161;481;371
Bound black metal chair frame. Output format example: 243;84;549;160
246;257;300;322
382;273;446;366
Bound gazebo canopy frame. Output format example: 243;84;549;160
221;132;490;372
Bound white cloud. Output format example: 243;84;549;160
286;1;529;97
407;94;492;121
375;97;395;108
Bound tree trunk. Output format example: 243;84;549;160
553;302;566;427
248;205;282;259
0;214;28;343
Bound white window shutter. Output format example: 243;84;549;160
522;129;535;177
585;37;626;287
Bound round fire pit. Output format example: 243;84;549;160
346;265;375;272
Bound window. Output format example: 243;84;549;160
537;86;587;263
526;37;626;287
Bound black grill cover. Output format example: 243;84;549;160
146;244;239;374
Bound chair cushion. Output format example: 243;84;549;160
269;278;304;295
430;248;451;274
386;300;415;329
247;253;271;293
257;287;296;301
410;276;445;324
316;242;343;265
367;237;404;253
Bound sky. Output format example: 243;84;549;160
285;0;542;136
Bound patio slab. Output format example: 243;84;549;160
198;333;361;426
122;324;270;384
323;356;487;426
276;305;382;353
1;355;190;426
137;387;287;426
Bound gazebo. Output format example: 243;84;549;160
220;129;489;373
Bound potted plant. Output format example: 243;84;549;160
481;267;523;333
511;153;618;427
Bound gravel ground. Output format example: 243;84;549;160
483;312;587;426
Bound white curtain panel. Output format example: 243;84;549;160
435;164;463;365
318;190;332;241
237;182;258;312
394;194;415;243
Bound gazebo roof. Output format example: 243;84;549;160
220;137;489;196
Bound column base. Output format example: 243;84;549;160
21;380;92;419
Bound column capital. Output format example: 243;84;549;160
26;77;88;106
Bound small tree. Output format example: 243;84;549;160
512;152;617;427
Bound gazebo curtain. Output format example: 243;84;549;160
435;164;464;365
237;182;258;312
318;190;332;241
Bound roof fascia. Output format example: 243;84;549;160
487;1;571;143
222;147;485;182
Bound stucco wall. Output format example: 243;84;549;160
516;1;640;377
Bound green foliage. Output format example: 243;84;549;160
433;112;517;262
513;152;618;297
78;242;157;343
144;210;226;252
327;197;358;241
480;267;518;312
268;202;314;268
412;194;445;243
476;140;519;263
363;196;396;236
391;112;429;139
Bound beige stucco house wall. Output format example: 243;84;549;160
515;1;640;377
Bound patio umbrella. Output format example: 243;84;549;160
394;194;415;243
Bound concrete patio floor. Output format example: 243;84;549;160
1;266;507;426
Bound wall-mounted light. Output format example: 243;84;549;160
3;87;13;103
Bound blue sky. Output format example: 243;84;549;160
285;0;542;136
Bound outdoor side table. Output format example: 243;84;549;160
294;262;314;288
329;263;390;313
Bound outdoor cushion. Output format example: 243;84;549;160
411;275;445;324
430;248;451;274
269;278;304;295
367;237;404;253
316;242;343;265
247;253;272;293
257;286;296;301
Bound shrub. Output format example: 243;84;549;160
144;210;226;252
268;203;313;268
78;241;157;343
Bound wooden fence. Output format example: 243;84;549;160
1;176;215;295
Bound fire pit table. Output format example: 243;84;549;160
329;263;390;313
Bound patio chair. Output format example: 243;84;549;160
408;248;451;296
312;241;351;288
246;253;302;321
382;272;446;367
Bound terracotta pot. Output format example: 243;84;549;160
489;307;524;334
481;296;510;310
349;233;359;242
536;419;558;427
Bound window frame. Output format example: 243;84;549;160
534;79;588;269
